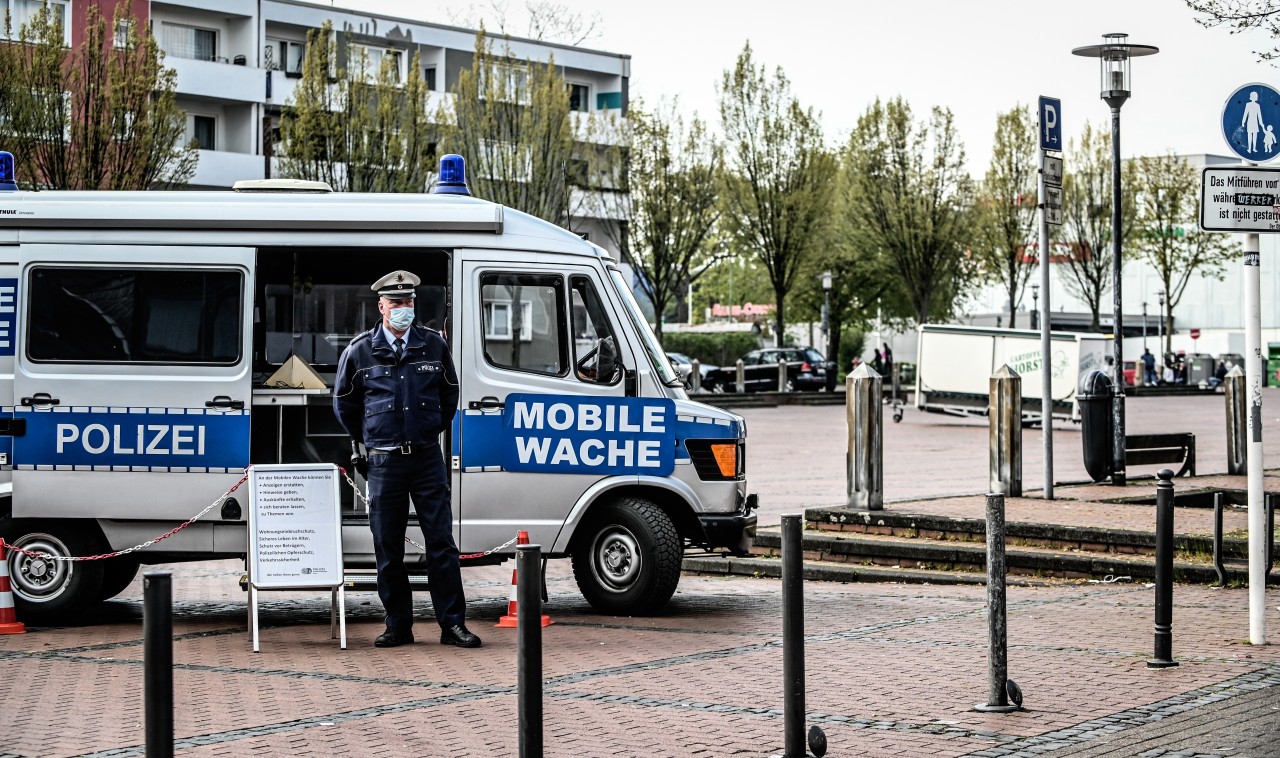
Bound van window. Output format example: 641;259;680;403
27;267;242;364
570;275;620;384
480;272;566;376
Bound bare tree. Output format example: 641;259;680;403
718;42;836;347
1186;1;1280;63
442;0;602;45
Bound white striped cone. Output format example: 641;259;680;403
495;530;551;628
0;540;27;634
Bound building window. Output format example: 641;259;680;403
424;65;437;91
480;63;528;103
478;139;532;183
162;23;218;62
1;0;70;44
267;38;306;76
189;115;216;150
352;44;402;82
567;83;590;113
114;19;134;49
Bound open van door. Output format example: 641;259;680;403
11;245;254;539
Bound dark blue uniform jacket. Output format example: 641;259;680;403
333;323;459;449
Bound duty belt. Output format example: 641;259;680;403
369;443;414;455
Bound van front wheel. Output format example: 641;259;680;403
572;498;681;615
1;520;105;622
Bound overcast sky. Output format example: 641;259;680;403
356;0;1276;174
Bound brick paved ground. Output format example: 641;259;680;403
1;560;1278;757
2;393;1278;757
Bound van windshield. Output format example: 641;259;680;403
607;267;680;386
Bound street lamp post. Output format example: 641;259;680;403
1073;32;1159;487
1157;289;1166;361
821;270;833;359
1030;283;1040;331
1142;301;1148;352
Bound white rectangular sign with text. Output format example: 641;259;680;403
248;463;343;589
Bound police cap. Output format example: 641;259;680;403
372;270;419;299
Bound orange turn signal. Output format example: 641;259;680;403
709;442;737;478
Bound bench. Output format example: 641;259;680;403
1125;433;1196;478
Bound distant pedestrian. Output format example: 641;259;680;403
871;349;883;374
883;344;894;379
1141;348;1157;386
1209;360;1229;389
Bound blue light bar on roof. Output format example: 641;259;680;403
433;154;471;196
0;151;17;192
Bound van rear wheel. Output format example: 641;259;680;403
1;520;105;622
572;497;681;615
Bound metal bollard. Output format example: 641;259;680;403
735;359;745;393
988;365;1022;497
974;493;1019;713
778;359;788;392
1213;492;1227;588
846;364;883;510
691;359;701;392
1148;469;1179;669
144;571;174;758
1225;365;1247;475
781;514;811;757
517;543;543;757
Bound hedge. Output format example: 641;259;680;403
662;332;762;367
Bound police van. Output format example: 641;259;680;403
0;153;757;621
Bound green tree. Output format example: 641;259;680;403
439;31;576;224
1058;120;1138;331
0;2;194;189
974;106;1039;329
718;42;836;347
1131;152;1238;355
1185;1;1280;62
841;97;976;325
278;22;437;192
599;101;721;343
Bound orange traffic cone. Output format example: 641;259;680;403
496;530;552;628
0;540;27;635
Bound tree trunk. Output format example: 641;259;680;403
775;289;786;348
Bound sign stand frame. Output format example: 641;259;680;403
246;463;347;652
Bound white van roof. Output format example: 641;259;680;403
0;189;603;258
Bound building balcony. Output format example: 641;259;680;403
189;149;266;188
153;0;255;17
169;56;265;104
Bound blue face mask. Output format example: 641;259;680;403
388;307;415;331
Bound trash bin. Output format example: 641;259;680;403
1267;344;1280;387
1079;370;1113;482
1188;354;1215;386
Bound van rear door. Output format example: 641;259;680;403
12;245;253;534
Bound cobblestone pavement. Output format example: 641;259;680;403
1;560;1278;757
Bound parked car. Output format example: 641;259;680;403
702;347;835;392
666;352;694;384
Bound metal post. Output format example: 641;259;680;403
144;572;174;758
975;493;1018;712
517;544;543;757
1225;365;1247;475
778;359;788;392
1110;105;1127;487
1038;150;1055;500
846;364;883;510
1148;469;1179;668
989;365;1022;497
735;359;745;394
1213;492;1227;588
1244;231;1267;644
690;359;701;392
781;514;805;757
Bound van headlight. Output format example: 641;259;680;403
685;439;744;481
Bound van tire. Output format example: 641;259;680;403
572;497;681;615
99;558;141;601
1;520;105;622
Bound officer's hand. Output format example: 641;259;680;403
350;451;368;477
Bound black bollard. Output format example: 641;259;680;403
143;571;173;758
974;493;1018;713
1148;469;1179;669
781;514;806;756
517;544;543;757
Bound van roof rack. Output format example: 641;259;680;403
232;178;332;193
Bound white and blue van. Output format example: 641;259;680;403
0;153;757;621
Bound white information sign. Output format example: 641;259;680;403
247;463;346;651
1200;166;1280;233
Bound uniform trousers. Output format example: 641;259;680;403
366;441;466;631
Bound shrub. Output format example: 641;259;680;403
663;331;762;367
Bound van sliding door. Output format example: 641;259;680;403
12;245;254;533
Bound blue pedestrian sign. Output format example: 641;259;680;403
1222;83;1280;163
1039;96;1062;152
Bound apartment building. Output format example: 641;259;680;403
142;0;629;252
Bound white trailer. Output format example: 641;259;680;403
914;324;1110;422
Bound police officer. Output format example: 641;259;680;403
334;270;480;649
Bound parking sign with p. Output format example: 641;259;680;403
1039;96;1062;152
